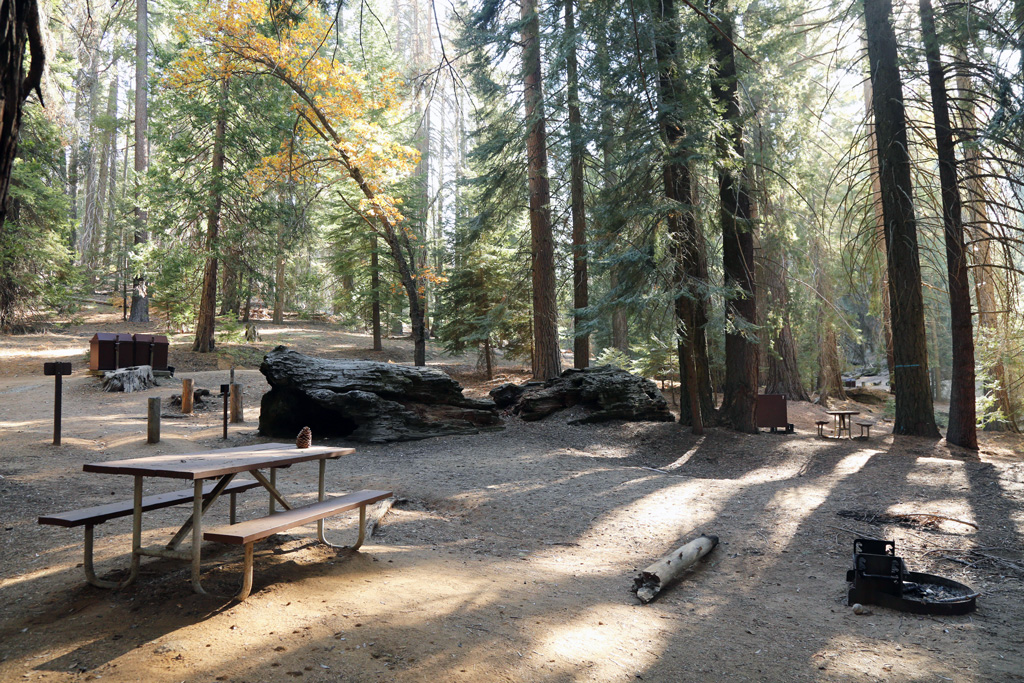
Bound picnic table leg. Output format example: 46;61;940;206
251;469;292;510
235;543;255;601
82;522;138;589
124;477;142;585
191;479;207;595
86;477;143;589
316;459;368;551
166;473;238;550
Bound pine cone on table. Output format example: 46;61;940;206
296;426;312;449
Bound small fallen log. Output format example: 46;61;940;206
102;365;156;393
632;534;718;604
364;497;397;538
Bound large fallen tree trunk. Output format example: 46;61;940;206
490;365;675;424
258;347;503;442
633;534;719;603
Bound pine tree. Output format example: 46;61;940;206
863;0;939;437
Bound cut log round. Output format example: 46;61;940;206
490;365;674;424
258;347;503;443
633;534;719;604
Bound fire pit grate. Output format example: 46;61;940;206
846;538;978;615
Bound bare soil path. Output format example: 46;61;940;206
1;303;1022;682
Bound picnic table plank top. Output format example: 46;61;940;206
824;410;861;415
83;442;354;480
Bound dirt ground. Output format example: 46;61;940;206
1;303;1023;682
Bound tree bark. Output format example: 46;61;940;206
953;49;1016;431
1016;0;1024;67
273;223;285;324
521;0;561;380
709;3;758;433
686;169;716;421
595;34;629;355
565;0;589;370
80;17;103;269
129;0;150;322
92;68;117;276
193;78;229;353
220;248;240;317
763;248;809;401
812;239;846;407
862;57;895;379
919;0;977;448
655;0;703;433
371;234;382;351
863;0;939;437
0;0;44;329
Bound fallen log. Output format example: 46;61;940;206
258;347;502;442
490;365;674;424
632;534;719;604
364;497;397;538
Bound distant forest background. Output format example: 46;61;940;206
1;0;1022;445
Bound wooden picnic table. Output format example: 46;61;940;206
824;410;860;439
81;442;354;595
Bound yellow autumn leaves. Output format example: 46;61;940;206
166;0;418;224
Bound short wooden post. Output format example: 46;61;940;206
147;397;161;443
229;383;243;423
182;378;194;414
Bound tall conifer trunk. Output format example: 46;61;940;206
129;0;150;322
92;70;117;276
919;0;977;448
193;78;228;353
0;0;44;330
812;240;846;406
954;49;1016;431
521;0;561;379
655;0;703;432
709;2;758;433
371;234;382;351
763;245;809;401
862;62;895;380
863;0;939;437
565;0;589;369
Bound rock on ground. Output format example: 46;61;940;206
258;346;503;442
490;365;675;424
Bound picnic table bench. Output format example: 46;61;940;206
39;478;260;588
204;489;392;599
856;421;874;439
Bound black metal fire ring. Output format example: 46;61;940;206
845;539;978;615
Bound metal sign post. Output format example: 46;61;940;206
220;384;230;439
43;362;72;445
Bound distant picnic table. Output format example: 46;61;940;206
824;410;860;439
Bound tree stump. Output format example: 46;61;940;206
102;365;156;393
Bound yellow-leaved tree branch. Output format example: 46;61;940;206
179;0;430;364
